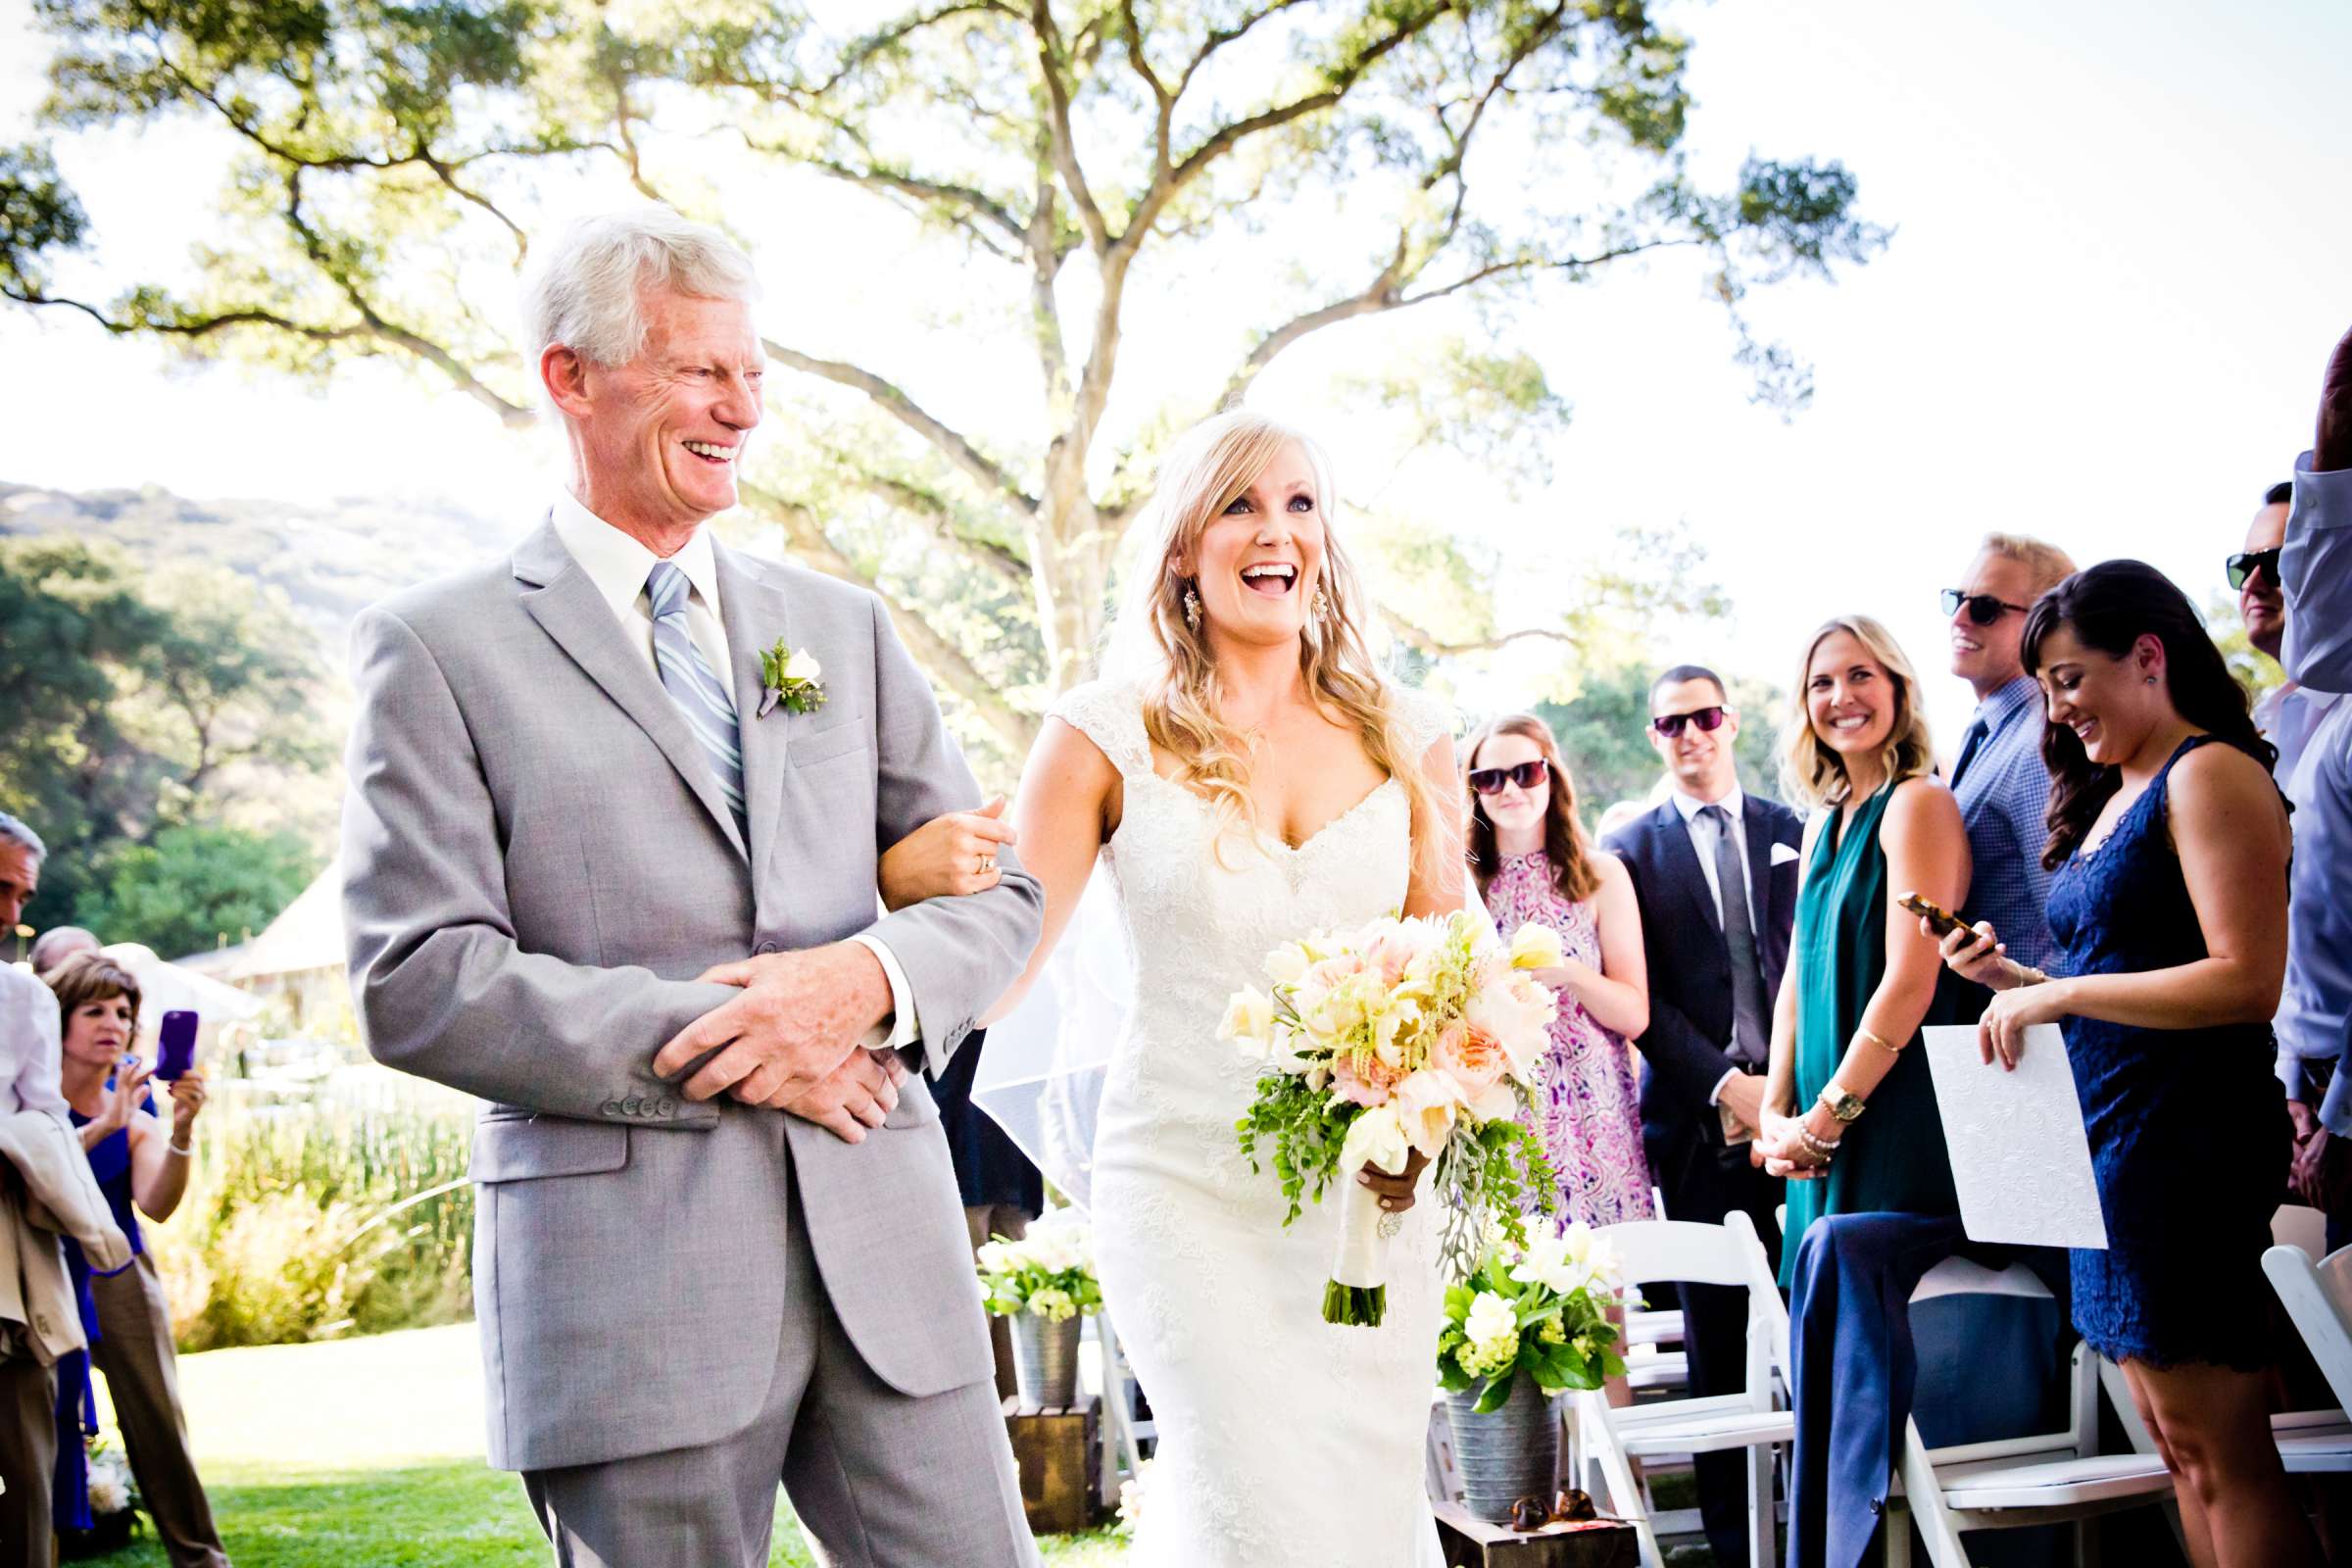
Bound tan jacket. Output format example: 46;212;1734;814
0;1106;130;1366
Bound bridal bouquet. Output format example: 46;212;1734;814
1438;1223;1628;1410
1224;910;1562;1326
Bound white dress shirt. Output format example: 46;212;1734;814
1671;784;1757;932
1671;786;1759;1107
548;496;923;1064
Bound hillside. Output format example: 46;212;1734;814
0;481;524;663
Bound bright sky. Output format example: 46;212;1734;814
2;0;2347;752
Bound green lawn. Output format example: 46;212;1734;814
76;1324;1127;1566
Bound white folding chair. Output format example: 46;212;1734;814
1886;1340;2175;1568
2262;1239;2352;1474
1576;1210;1789;1568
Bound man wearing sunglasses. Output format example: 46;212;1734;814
1942;533;2077;975
1600;666;1800;1568
2236;480;2328;781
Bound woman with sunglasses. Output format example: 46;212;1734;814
1757;616;1974;1283
1936;562;2314;1568
1464;715;1653;1230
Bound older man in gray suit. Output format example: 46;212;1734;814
341;208;1046;1567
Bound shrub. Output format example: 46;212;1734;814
150;1099;473;1351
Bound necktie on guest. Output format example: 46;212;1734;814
1950;716;1991;793
646;560;747;836
1702;804;1770;1066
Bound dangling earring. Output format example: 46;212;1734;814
1183;583;1202;631
1312;583;1332;619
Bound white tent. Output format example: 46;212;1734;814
97;942;261;1032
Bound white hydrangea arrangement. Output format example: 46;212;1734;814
974;1218;1102;1323
1436;1221;1629;1412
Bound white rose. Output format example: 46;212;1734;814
1264;942;1311;985
1508;921;1565;970
1218;987;1275;1048
975;1241;1013;1277
783;648;822;683
1339;1102;1410;1177
1465;1290;1519;1348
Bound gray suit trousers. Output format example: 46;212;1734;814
522;1150;1037;1568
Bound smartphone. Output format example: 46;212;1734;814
158;1010;198;1080
1896;891;1967;940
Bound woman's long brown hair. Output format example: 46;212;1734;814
1463;714;1600;902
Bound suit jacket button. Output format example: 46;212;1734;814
656;1096;675;1118
757;941;778;956
622;1097;643;1116
600;1099;623;1117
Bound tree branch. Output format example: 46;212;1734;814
1381;611;1581;660
763;337;1039;516
739;480;1038;752
1220;237;1702;408
1029;0;1110;253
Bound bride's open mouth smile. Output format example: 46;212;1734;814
1240;562;1298;598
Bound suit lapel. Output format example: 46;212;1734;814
512;520;749;862
1649;807;1725;943
714;541;791;911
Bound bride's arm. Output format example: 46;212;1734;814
1400;732;1468;919
978;718;1122;1026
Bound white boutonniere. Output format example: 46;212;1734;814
758;641;826;717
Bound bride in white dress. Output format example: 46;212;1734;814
981;412;1462;1566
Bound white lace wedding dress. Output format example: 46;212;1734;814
1053;679;1450;1568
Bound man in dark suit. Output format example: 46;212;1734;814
1603;664;1801;1568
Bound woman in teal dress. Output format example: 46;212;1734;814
1756;615;1974;1284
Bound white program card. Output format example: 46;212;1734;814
1922;1023;2107;1250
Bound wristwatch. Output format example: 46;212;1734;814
1816;1080;1866;1123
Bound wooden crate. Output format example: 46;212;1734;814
1434;1499;1640;1568
1004;1396;1102;1536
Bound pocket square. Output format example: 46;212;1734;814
1770;842;1802;865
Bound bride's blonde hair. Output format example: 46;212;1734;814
1106;409;1449;876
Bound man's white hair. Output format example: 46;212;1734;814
520;207;760;375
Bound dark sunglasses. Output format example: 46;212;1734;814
2227;548;2281;591
1468;760;1549;795
1650;706;1727;739
1940;588;2030;626
1510;1488;1600;1533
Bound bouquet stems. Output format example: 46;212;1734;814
1325;1172;1393;1326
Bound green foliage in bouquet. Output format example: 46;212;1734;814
1431;1117;1557;1274
1436;1231;1627;1414
1235;1070;1362;1226
975;1226;1102;1323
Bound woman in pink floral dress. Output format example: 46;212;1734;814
1466;714;1655;1228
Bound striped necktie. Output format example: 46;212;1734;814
645;560;747;835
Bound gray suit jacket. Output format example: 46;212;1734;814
340;519;1043;1472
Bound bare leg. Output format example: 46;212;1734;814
2124;1356;2320;1568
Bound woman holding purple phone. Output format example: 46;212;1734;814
43;953;229;1568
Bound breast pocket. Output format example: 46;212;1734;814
791;710;872;770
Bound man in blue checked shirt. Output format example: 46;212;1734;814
2276;323;2352;1230
1940;532;2079;972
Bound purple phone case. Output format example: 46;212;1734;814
158;1011;198;1080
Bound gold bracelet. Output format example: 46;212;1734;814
1855;1027;1903;1055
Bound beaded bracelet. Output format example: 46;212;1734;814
1795;1124;1840;1162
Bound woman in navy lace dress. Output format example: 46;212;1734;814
1937;562;2314;1568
